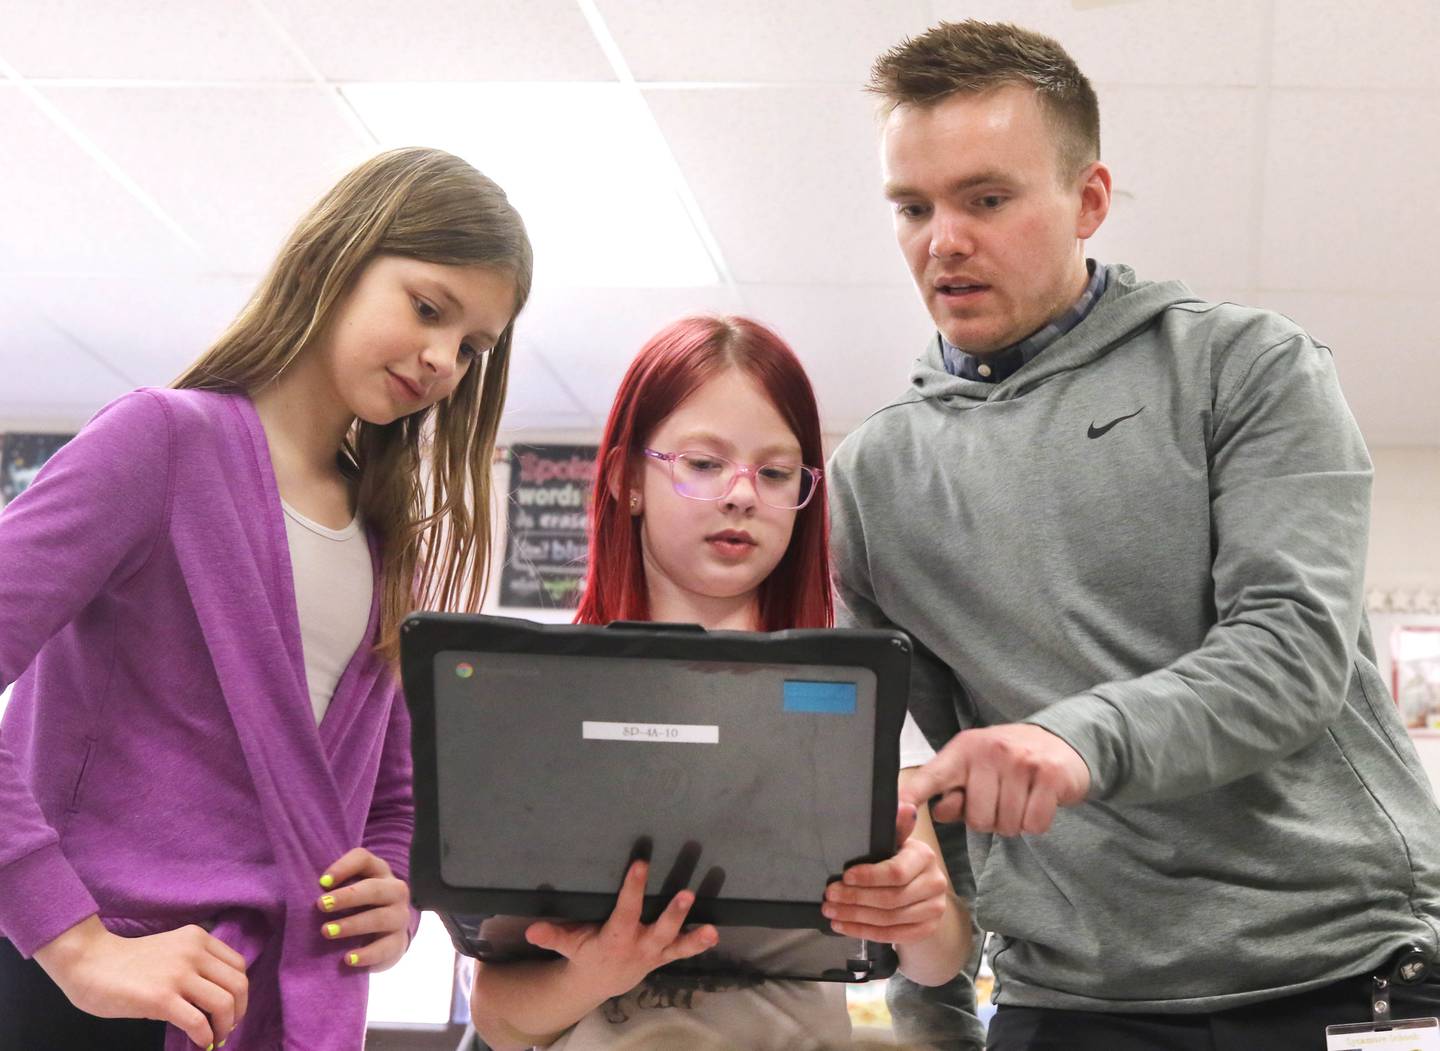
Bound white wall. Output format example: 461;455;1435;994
1366;448;1440;597
1366;449;1440;795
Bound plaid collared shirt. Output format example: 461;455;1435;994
942;260;1108;383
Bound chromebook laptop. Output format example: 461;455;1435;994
401;613;911;981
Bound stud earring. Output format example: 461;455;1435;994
629;494;641;512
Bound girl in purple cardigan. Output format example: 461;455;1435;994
0;148;532;1051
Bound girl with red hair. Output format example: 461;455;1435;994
471;316;970;1050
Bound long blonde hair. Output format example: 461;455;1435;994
174;147;533;662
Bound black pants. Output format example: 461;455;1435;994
0;937;166;1051
987;971;1440;1050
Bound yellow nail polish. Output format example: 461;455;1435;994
219;1042;227;1049
319;873;335;889
321;894;336;911
206;1044;213;1051
347;952;361;966
325;922;341;938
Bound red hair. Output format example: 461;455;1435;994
575;316;832;631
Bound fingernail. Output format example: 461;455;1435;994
319;873;335;889
325;922;341;938
206;1044;213;1051
219;1042;227;1049
321;895;336;911
822;905;835;918
347;952;361;966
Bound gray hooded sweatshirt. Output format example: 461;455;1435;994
828;264;1440;1013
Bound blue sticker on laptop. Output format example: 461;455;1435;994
783;680;857;715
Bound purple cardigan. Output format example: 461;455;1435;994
0;388;415;1050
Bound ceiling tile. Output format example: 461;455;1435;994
644;86;904;285
0;293;132;421
37;85;374;273
343;82;719;288
1251;290;1440;447
596;0;931;83
265;0;614;82
498;347;591;425
928;0;1263;86
737;283;933;433
0;0;304;81
1260;89;1440;295
495;411;599;439
513;284;748;419
1272;0;1440;90
0;91;196;273
1087;86;1259;290
12;274;259;388
0;2;1436;453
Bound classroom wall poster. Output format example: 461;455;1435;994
1394;625;1440;730
498;444;597;610
0;432;74;507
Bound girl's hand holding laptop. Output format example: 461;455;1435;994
520;797;952;998
523;860;720;1001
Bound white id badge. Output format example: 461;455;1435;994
1325;1017;1440;1050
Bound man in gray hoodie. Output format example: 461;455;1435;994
829;19;1440;1050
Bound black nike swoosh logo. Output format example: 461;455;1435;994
1087;407;1145;439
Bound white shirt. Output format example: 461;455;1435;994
281;499;373;724
900;711;938;770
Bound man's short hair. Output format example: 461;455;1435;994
869;20;1101;179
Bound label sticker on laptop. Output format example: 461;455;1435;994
582;721;719;744
783;680;857;715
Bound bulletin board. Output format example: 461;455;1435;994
496;444;597;611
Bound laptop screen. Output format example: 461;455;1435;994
433;650;878;904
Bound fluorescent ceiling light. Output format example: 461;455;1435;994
343;83;721;288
